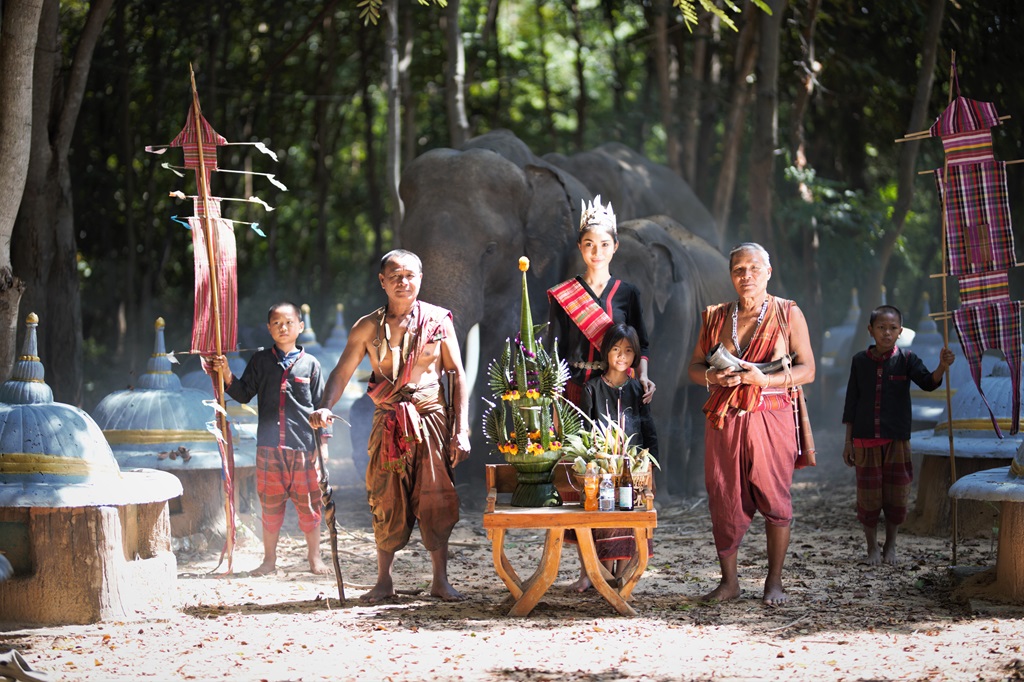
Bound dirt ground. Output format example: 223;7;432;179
3;426;1024;682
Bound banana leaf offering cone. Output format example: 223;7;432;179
480;257;582;506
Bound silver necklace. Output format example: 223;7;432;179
731;297;769;359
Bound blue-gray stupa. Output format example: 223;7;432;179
0;313;181;624
91;318;255;537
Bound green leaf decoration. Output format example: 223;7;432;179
487;339;513;397
481;398;507;450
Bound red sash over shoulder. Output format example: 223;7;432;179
699;296;794;430
548;277;622;352
367;301;451;470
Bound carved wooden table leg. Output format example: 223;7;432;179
618;527;650;601
489;528;523;600
574;526;638;616
507;529;564;617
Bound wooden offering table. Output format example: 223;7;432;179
482;463;657;617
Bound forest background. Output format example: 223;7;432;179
0;0;1022;413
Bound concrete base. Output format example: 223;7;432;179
903;454;1008;538
0;503;176;625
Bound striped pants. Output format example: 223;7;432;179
853;440;913;527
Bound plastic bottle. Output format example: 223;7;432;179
618;455;634;511
583;463;600;511
599;473;615;511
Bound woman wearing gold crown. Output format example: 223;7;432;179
547;195;656;591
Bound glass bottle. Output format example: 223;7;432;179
618;455;634;511
583;464;600;511
599;473;615;511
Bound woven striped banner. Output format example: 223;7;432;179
929;96;1000;136
958;271;1010;306
935;161;1016;276
953;299;1022;436
189;198;238;354
170;106;226;174
940;130;995;166
548;278;618;352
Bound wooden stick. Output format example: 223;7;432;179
919;159;1024;175
190;64;235;574
936;51;958;567
895;114;1012;142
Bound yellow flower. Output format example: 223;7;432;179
501;390;521;401
528;430;541;440
519;256;530;272
508;443;518;455
527;442;544;456
549;441;562;451
525;389;541;400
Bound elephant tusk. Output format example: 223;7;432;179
464;323;480;398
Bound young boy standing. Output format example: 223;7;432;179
842;304;954;565
208;302;328;576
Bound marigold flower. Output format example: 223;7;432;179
525;389;541;400
527;442;544;456
549;441;562;451
501;390;521;401
519;256;530;272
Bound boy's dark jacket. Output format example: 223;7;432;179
843;346;941;441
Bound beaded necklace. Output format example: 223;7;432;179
731;297;769;359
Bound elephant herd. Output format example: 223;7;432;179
396;129;736;497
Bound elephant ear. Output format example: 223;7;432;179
620;220;681;315
521;164;576;279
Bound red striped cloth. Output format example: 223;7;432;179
940;130;995;166
171;106;226;174
548;278;619;352
188;198;238;353
929;96;1000;137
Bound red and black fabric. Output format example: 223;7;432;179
187;198;238;354
934;161;1016;277
952;299;1022;436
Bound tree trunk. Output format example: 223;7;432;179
312;12;339;315
538;0;557;150
788;0;822;369
400;4;416;166
384;0;403;236
564;0;587;151
0;0;43;382
678;13;709;185
444;0;470;147
711;14;757;242
861;0;945;320
746;0;786;258
12;0;112;405
358;28;385;260
652;0;680;174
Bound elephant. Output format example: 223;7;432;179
396;129;732;496
545;143;721;250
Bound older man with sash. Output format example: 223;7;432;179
688;242;815;605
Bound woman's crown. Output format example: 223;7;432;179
579;194;616;234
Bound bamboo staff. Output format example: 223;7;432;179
189;64;236;573
934;52;958;565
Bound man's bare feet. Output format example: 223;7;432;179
430;578;467;602
700;580;741;603
866;545;882;566
359;577;396;604
763;577;787;606
249;559;278;576
568;574;593;593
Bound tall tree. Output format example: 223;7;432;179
444;0;470;146
651;0;680;174
746;0;785;259
860;0;945;317
0;0;44;381
11;0;113;403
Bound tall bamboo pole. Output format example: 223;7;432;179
189;64;235;572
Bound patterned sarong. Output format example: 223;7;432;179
255;446;323;533
851;439;912;528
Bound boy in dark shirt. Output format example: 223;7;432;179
842;305;954;565
208;302;328;576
